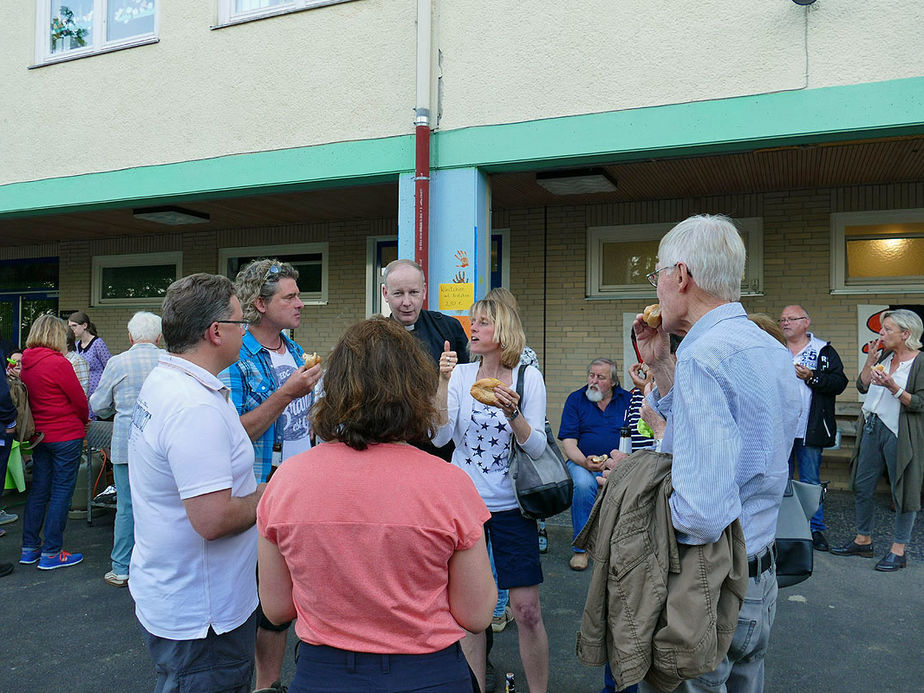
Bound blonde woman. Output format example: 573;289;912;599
19;314;89;570
435;297;550;693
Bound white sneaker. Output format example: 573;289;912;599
0;509;18;525
104;570;129;587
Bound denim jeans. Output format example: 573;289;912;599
486;533;509;617
111;463;134;574
789;439;825;532
568;460;602;551
639;564;778;693
854;414;918;544
21;438;83;555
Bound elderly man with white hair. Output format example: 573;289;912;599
89;311;164;588
634;215;801;692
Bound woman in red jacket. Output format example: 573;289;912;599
19;314;89;570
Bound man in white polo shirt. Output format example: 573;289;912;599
129;273;266;693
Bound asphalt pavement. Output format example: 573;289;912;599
0;488;921;692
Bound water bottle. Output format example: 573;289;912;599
538;520;548;554
505;672;516;692
619;426;632;455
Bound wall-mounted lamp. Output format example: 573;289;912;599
133;206;211;225
536;168;618;195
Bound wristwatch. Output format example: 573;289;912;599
506;407;520;421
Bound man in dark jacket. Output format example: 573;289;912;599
780;305;849;551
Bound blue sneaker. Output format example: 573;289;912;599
37;550;83;570
20;547;41;564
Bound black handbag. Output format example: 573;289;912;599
507;364;574;520
774;478;823;588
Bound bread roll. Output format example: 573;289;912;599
470;378;504;406
589;454;608;464
302;352;322;369
642;304;662;328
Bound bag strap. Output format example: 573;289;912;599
515;363;527;401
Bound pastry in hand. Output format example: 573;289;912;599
302;352;322;369
470;378;504;406
588;454;609;465
642;304;662;328
872;364;885;373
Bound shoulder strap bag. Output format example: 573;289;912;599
508;364;573;519
774;478;823;588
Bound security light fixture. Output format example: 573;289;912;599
535;168;618;195
133;206;211;225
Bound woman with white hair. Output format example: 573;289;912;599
832;309;924;572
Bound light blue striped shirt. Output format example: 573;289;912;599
89;342;164;464
652;303;801;554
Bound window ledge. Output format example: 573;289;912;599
831;287;924;295
30;36;159;69
211;0;357;30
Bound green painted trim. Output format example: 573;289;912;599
434;76;924;172
2;77;923;218
0;135;414;218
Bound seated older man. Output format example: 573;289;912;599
558;358;631;571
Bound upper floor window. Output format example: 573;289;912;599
36;1;157;65
586;218;764;299
216;0;359;27
831;208;924;294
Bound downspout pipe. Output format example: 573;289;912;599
414;0;431;284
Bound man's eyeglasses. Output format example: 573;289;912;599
215;320;249;332
778;317;808;324
646;263;692;287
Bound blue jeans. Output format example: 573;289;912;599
486;533;509;617
21;438;83;556
603;663;639;693
640;564;778;693
788;439;825;532
568;460;601;551
854;414;918;544
111;463;134;574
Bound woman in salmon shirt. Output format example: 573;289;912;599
19;314;89;571
257;317;496;692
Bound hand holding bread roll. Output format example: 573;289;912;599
470;378;504;406
642;304;662;328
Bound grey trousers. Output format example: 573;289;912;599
639;566;777;693
854;413;918;544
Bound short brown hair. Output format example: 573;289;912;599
162;273;235;354
311;317;439;450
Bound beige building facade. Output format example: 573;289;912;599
2;1;923;484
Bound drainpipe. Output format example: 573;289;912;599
414;0;432;283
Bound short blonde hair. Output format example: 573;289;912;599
26;314;67;353
469;297;525;369
883;309;923;351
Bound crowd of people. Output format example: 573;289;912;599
0;214;921;693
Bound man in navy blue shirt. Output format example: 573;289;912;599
559;358;632;571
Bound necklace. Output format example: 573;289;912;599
260;336;284;353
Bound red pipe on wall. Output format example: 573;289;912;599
414;123;430;284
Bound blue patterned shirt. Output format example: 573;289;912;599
652;302;801;553
219;331;314;483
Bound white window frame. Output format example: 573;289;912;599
215;0;360;28
34;0;158;66
218;242;329;305
830;208;924;294
91;251;181;307
586;218;764;299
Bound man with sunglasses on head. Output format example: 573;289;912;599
779;305;847;552
220;259;322;693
